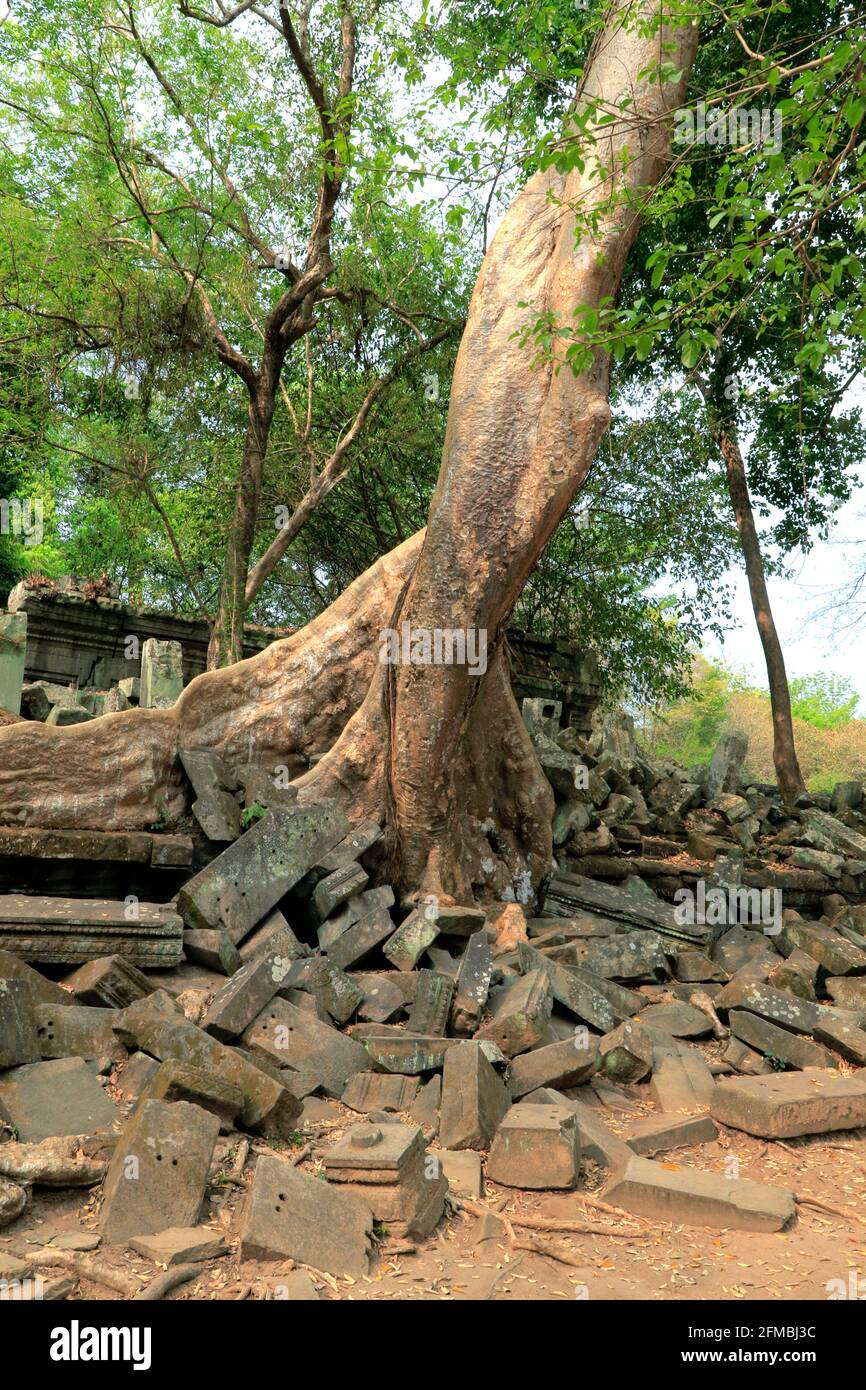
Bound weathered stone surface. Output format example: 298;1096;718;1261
439;1042;511;1150
240;1154;373;1275
140;637;183;709
202;949;297;1041
713;926;774;975
723;1036;772;1075
242;997;369;1097
824;975;866;1014
116;1051;160;1102
315;820;383;877
0;978;40;1067
382;905;440;971
476;970;552;1058
62;955;154;1010
177;803;349;941
729;1010;837;1071
324;1120;447;1240
312;864;369;924
0;949;69;1005
715;979;828;1036
341;1072;418;1114
650;1048;715;1113
101;1099;220;1244
582;930;670;982
0;611;27;715
45;702;91;727
603;1153;794;1231
487;1103;581;1189
436;1148;483;1198
408;970;454;1036
711;1069;866;1137
705;731;748;799
432;905;487;938
0;1175;27;1228
812;1014;866;1065
317;886;395;951
508;1037;597;1098
179;749;240;843
766;949;818;1002
34;1003;118;1060
139;1060;244;1131
599;1020;654;1083
411;1074;441;1131
358;1029;458;1074
238;909;306;965
352;972;408;1023
129;1225;228;1266
635;1002;712;1039
117;996;301;1136
326;907;395;971
674;950;729;985
451;931;492;1035
517;942;632;1031
183;929;242;975
281;957;362;1025
545;870;710;945
783;919;866;976
625;1113;718;1157
0;1058;116;1141
0;894;184;968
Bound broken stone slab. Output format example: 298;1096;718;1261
382;904;440;971
0;894;184;968
602;1152;794;1232
487;1103;581;1189
544;870;711;945
451;931;492;1035
116;996;301;1136
100;1099;220;1245
314;820;383;877
801;807;866;858
317;886;396;951
704;731;748;799
201;949;298;1041
357;1030;459;1074
0;611;27;715
34;1003;119;1060
783;919;866;977
710;1068;866;1137
138;1060;244;1132
723;1037;772;1075
179;749;240;843
766;949;818;1002
62;956;154;1010
116;1052;160;1102
650;1048;715;1114
0;949;70;1005
599;1020;654;1084
435;1148;483;1199
183;929;242;976
476;969;553;1058
824;975;866;1015
581;930;671;982
439;1041;511;1150
323;1120;447;1240
238;908;307;965
714;979;829;1037
341;1072;418;1114
812;1014;866;1065
517;941;642;1031
0;1057;117;1142
831;780;863;812
0;978;40;1067
177;802;349;941
46;703;91;727
326;906;396;971
280;957;363;1026
712;925;774;975
634;1002;714;1039
140;637;183;709
625;1113;719;1157
729;1010;837;1071
351;972;409;1023
674;950;729;985
240;1154;373;1275
312;864;369;924
408;970;454;1036
508;1037;598;1098
241;997;369;1097
129;1226;228;1266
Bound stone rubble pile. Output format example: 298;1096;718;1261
2;714;866;1292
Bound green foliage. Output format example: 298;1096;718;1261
789;674;859;730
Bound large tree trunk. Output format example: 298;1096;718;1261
0;1;698;903
717;425;806;804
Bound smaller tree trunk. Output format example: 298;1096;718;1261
717;426;806;804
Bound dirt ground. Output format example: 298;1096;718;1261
5;1085;866;1304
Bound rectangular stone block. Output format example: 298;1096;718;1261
508;1037;598;1098
140;637;183;709
476;970;552;1058
487;1103;581;1189
603;1152;794;1231
62;956;154;1010
101;1099;220;1244
341;1072;419;1114
34;1003;118;1060
280;957;362;1026
625;1113;719;1157
0;978;40;1067
312;864;369;924
177;803;349;941
730;1009;837;1071
326;906;395;971
451;931;492;1035
650;1048;715;1113
202;949;297;1041
241;997;369;1097
408;970;454;1036
711;1069;866;1137
440;1041;511;1150
382;906;440;971
239;1155;373;1276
